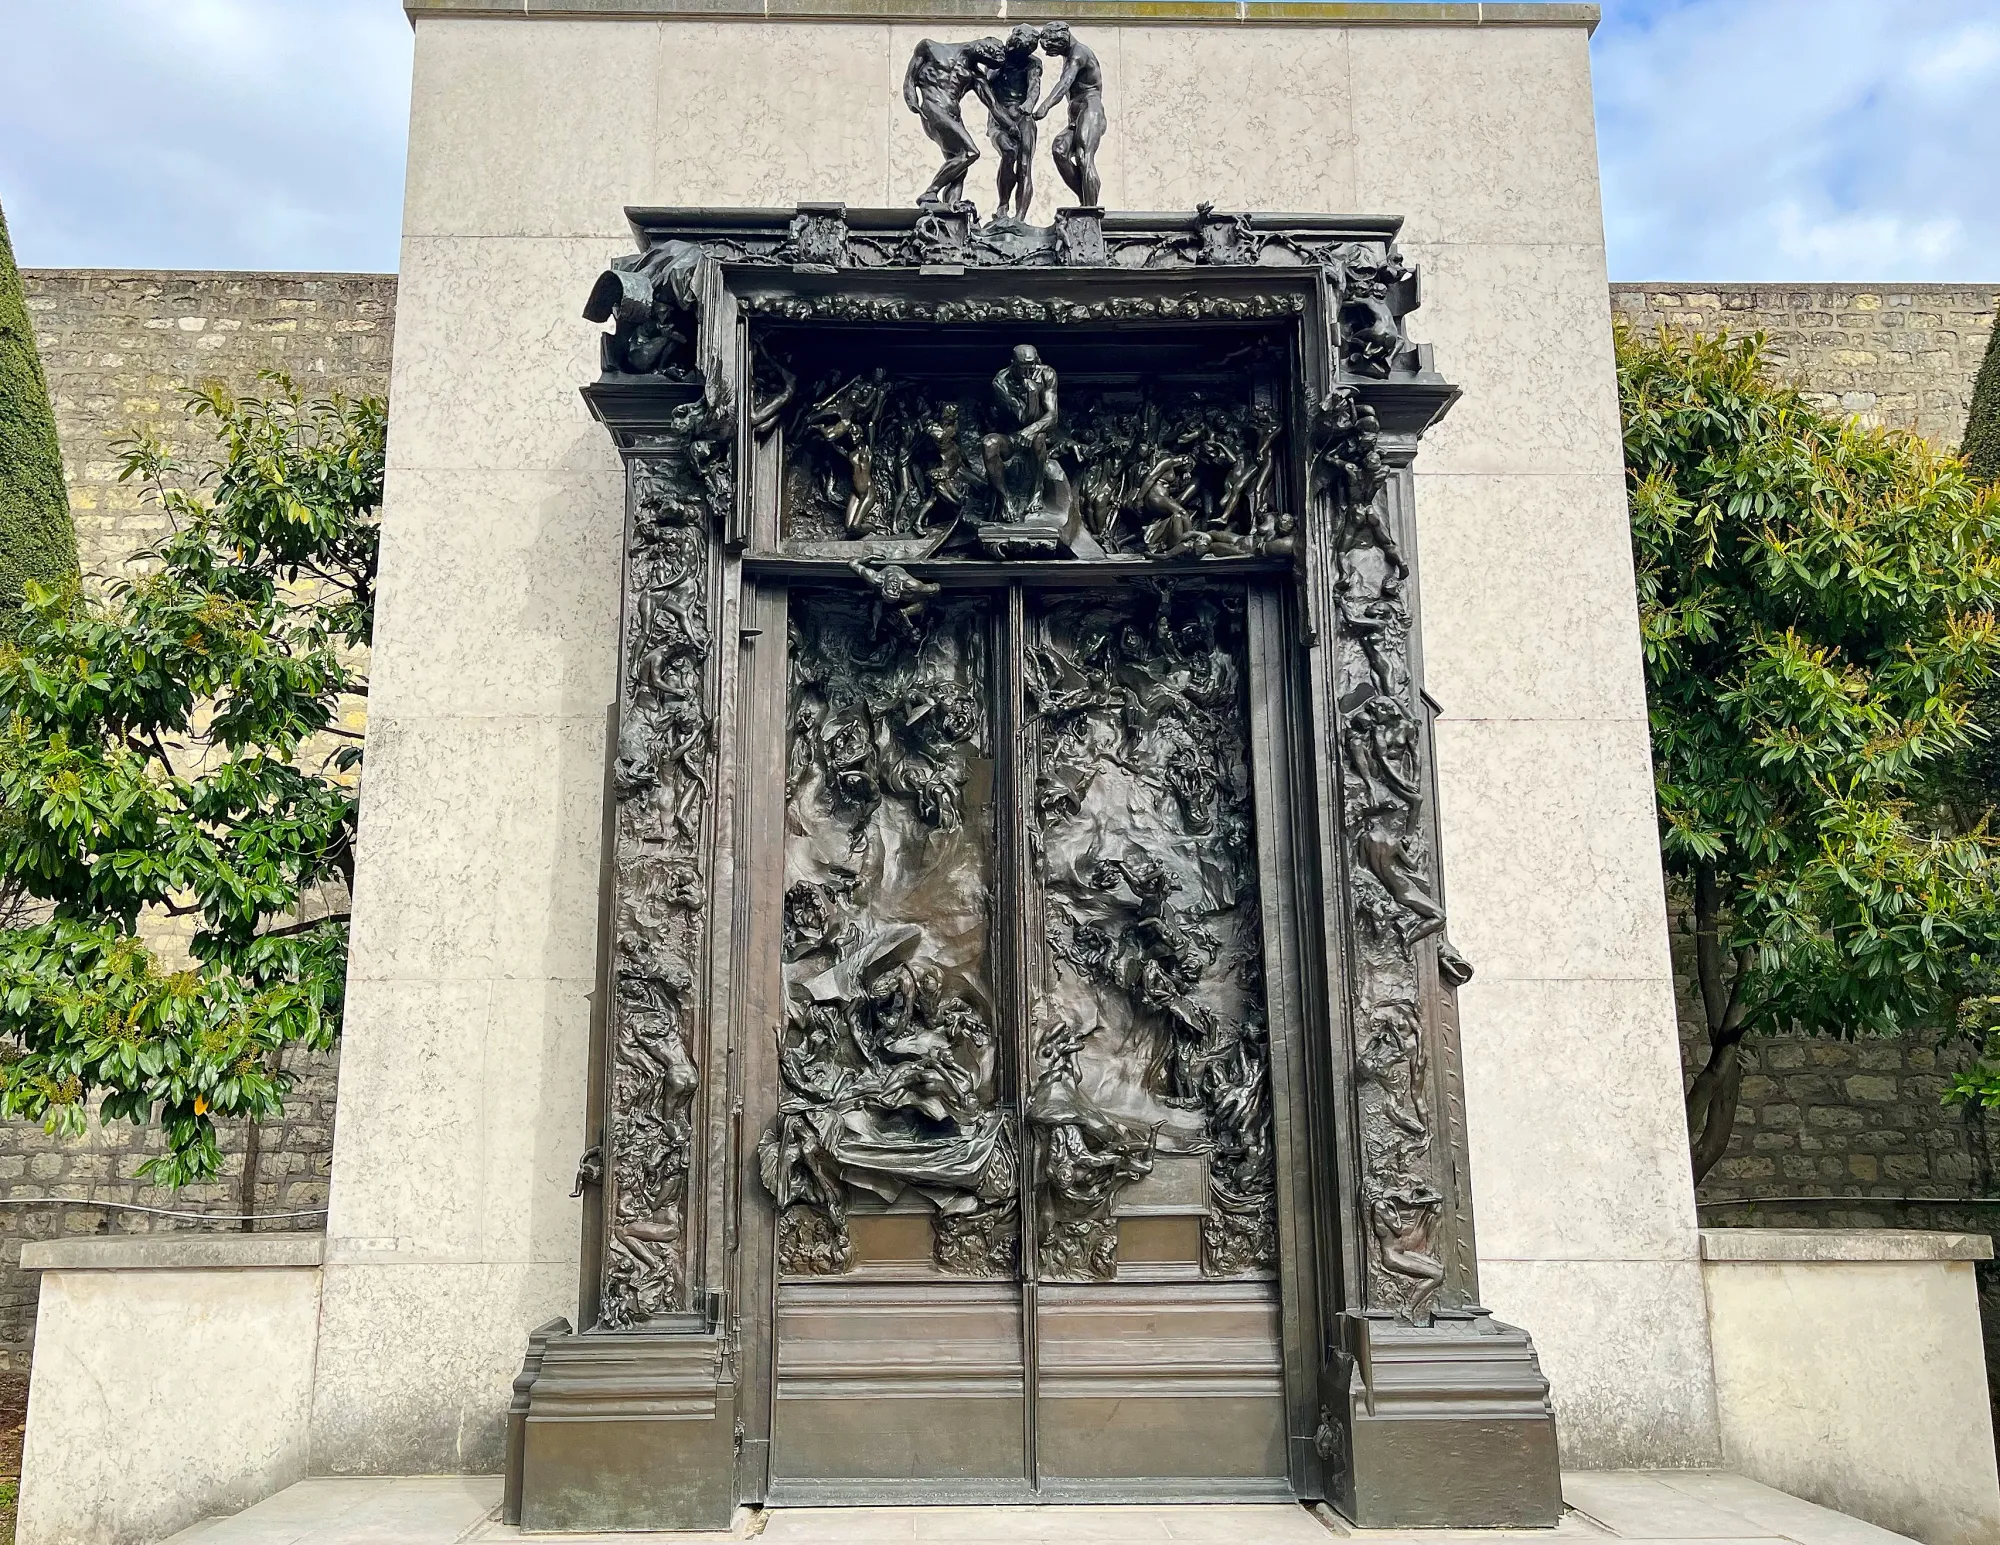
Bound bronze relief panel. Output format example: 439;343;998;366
758;589;1018;1279
1025;585;1276;1283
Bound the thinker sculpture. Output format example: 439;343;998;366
903;25;1104;217
979;345;1079;557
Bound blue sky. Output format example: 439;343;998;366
0;0;1995;281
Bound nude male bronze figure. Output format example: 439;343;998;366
984;25;1043;221
982;344;1060;519
904;36;1007;208
1033;23;1106;208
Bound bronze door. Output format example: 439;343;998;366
757;578;1294;1503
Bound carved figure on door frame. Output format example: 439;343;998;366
1028;1014;1157;1281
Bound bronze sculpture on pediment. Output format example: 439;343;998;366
1035;23;1106;209
904;24;1103;216
904;35;1007;209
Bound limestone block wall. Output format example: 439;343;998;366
19;270;397;582
1609;283;1996;448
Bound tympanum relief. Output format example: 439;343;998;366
1027;587;1276;1282
757;590;1019;1278
768;340;1296;564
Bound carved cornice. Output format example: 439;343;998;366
585;204;1439;389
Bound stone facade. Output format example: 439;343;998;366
19;269;396;582
1609;283;1997;450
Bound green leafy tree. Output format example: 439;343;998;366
0;199;80;641
1620;325;2000;1183
1966;315;2000;484
0;374;382;1184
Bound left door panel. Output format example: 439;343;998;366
761;588;1026;1493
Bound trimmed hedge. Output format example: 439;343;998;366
0;200;77;636
1968;314;2000;483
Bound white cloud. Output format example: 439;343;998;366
1906;22;2000;92
0;0;1992;282
1593;0;2000;281
0;0;412;271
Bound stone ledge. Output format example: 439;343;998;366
403;0;1601;29
20;1233;326;1273
1699;1227;1994;1264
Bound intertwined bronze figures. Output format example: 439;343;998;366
904;25;1104;215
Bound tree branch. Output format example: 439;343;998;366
256;913;351;942
1692;862;1730;1037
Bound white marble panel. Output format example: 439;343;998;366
653;21;895;210
1401;241;1626;479
19;1263;321;1545
387;237;627;476
1412;471;1646;725
405;18;662;241
1456;976;1699;1263
1117;27;1354;215
1478;1256;1721;1471
309;1258;577;1475
344;713;613;984
1432;716;1676;985
371;466;624;719
1706;1257;2000;1545
323;977;591;1266
1349;24;1604;248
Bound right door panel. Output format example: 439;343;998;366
1024;584;1287;1490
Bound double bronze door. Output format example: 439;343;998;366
748;576;1301;1502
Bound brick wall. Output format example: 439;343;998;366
1609;283;1997;449
0;271;393;1374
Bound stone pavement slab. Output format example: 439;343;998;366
1558;1474;1911;1545
160;1472;1914;1545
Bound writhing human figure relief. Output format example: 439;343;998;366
601;402;727;1329
766;341;1296;564
757;590;1018;1277
1313;385;1456;1322
1027;585;1277;1281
